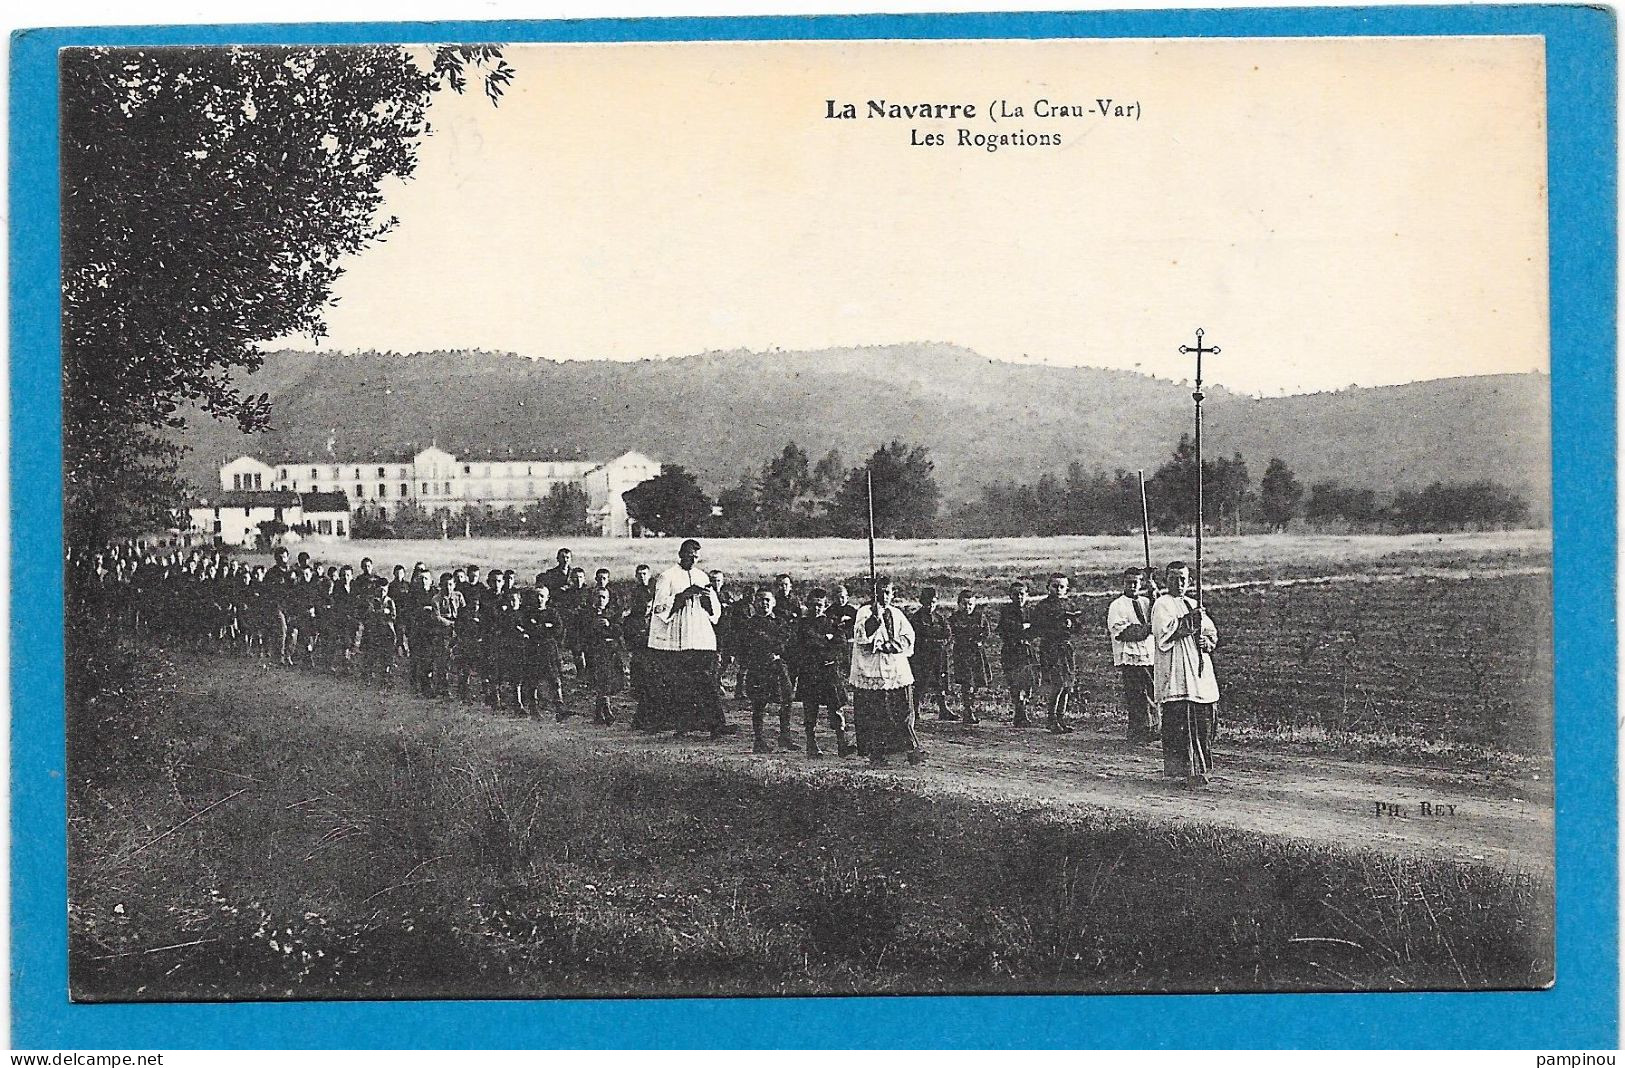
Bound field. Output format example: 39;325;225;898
267;529;1551;591
69;531;1555;999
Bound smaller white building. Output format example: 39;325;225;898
296;492;354;542
188;490;352;549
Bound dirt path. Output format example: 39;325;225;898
186;654;1554;876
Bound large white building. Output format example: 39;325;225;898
216;446;662;538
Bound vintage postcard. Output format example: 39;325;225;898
14;6;1617;1052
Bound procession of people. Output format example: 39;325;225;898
67;537;1222;786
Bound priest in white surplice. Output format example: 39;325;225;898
649;539;736;738
1152;560;1220;786
849;578;924;767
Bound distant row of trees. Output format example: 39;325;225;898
949;436;1291;536
620;435;1537;541
947;434;1535;536
216;437;1540;545
623;441;943;538
1310;479;1531;532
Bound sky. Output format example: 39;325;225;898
277;35;1550;396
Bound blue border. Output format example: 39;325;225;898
12;6;1616;1049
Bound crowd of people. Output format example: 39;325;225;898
68;537;1223;784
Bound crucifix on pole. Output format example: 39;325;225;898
1177;328;1220;606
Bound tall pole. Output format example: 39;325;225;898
866;469;878;606
1178;328;1220;607
1138;469;1152;575
1195;377;1203;606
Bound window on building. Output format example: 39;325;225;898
463;465;471;474
337;520;346;537
252;473;263;489
278;468;287;479
232;473;241;490
317;519;333;535
311;467;318;478
422;483;429;495
400;483;408;497
443;482;451;495
377;467;385;477
377;483;386;498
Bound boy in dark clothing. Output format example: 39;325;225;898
489;587;527;712
793;587;854;757
711;571;748;702
588;567;621;619
737;589;798;754
624;564;657;730
561;567;590;679
424;574;463;698
948;588;989;724
523;586;567;721
1030;573;1084;733
359;580;398;687
387;566;415;658
473;571;506;706
579;586;628;725
826;584;859;679
328;565;363;675
907;586;955;720
997;580;1039;728
451;569;482;703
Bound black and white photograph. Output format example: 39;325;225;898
62;33;1555;1003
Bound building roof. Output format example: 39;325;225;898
300;492;352;513
197;490;301;509
243;444;596;466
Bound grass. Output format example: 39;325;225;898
259;530;1551;591
68;631;1553;1001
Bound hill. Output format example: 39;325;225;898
173;344;1551;512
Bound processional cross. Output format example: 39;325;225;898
1177;328;1220;608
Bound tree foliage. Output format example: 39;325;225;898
757;442;812;534
65;424;191;541
1304;479;1529;531
1258;458;1303;531
946;438;1534;536
953;467;1142;537
812;448;845;495
623;467;713;537
1390;481;1532;531
1307;482;1380;527
711;444;852;536
527;482;594;536
1141;435;1251;532
61;44;513;542
711;469;763;536
832;442;941;538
